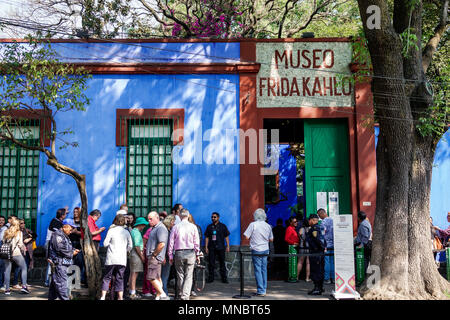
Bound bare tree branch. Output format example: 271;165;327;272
422;0;449;73
286;0;332;37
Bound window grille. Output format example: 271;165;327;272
126;117;175;217
0;120;40;231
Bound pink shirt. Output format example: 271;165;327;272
438;226;450;238
168;220;200;260
143;227;152;240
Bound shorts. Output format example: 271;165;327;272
146;256;162;281
130;250;144;273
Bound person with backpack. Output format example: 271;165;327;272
1;217;30;295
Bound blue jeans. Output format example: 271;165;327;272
161;261;171;296
324;249;334;281
45;263;51;286
12;252;30;285
252;249;269;295
3;255;28;290
0;259;5;287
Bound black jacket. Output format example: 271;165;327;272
48;229;74;266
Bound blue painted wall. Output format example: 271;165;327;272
29;42;242;246
374;126;450;231
265;144;298;227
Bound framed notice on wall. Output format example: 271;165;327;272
316;192;327;213
332;214;360;300
328;192;339;217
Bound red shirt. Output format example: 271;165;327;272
285;226;299;245
81;216;102;241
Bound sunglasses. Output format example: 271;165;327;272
211;216;218;219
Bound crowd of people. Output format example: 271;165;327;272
0;215;36;295
270;209;373;295
431;212;450;266
0;203;232;300
1;205;448;300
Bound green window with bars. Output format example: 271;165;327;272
127;119;173;218
0;123;40;232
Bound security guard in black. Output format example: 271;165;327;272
306;214;325;295
205;212;230;283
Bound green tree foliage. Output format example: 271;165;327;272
0;38;103;299
21;0;357;39
0;37;90;147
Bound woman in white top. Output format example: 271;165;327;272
100;214;132;300
2;217;30;295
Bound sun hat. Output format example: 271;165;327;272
116;209;127;216
134;217;149;227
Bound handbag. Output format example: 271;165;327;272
433;236;443;250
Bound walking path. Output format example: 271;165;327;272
0;280;337;300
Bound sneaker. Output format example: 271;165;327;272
21;287;30;294
5;290;11;295
129;293;141;300
0;286;5;292
252;292;266;296
305;278;312;282
12;284;22;289
160;295;170;300
324;280;332;284
190;291;197;297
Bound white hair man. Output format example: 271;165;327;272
146;211;170;300
167;208;200;300
243;208;273;297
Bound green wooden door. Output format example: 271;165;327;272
304;119;351;218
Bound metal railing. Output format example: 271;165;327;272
231;249;335;299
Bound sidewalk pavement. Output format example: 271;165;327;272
0;280;337;301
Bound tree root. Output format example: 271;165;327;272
361;276;450;300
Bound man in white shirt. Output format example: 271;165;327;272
243;208;273;297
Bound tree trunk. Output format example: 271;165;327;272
76;175;103;299
355;0;450;300
46;158;103;299
362;129;450;299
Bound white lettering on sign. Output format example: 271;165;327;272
67;265;81;290
363;202;372;206
256;42;354;108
